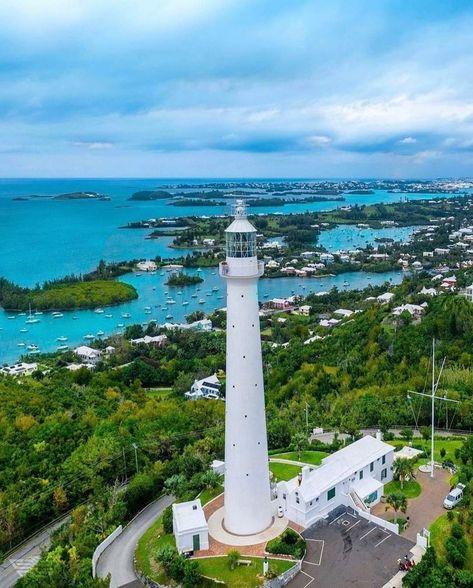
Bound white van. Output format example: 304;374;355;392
443;483;466;509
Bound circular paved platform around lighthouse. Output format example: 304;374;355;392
208;507;288;546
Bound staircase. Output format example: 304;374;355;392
349;489;369;512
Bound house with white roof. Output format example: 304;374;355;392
377;292;394;304
298;305;312;316
136;260;157;272
333;308;353;318
277;435;394;529
74;345;102;365
392;304;425;319
465;284;473;302
173;499;209;553
0;362;38;377
130;334;168;346
420;287;437;297
185;373;222;400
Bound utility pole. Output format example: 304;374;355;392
305;403;310;436
132;443;139;473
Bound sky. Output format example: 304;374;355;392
1;0;473;178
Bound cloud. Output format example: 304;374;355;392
1;0;473;176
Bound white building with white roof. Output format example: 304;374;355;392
74;345;102;365
172;499;209;553
278;435;394;529
185;373;221;400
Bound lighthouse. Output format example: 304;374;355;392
219;200;272;536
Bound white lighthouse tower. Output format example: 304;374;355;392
219;200;272;536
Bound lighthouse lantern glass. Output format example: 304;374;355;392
226;231;256;258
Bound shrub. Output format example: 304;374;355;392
162;505;173;534
446;537;467;568
266;529;305;559
227;550;240;570
440;447;447;458
452;523;465;539
447;510;454;522
383;431;394;441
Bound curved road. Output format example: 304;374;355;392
96;495;174;588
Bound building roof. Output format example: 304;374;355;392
225;218;257;234
75;345;101;357
351;475;383;499
297;436;393;501
173;499;207;533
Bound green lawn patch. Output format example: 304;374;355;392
145;387;172;399
271;451;328;466
384;480;421;499
135;513;176;584
197;556;294;587
387;438;464;465
199;484;223;506
269;462;301;481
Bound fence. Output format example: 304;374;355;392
92;525;123;578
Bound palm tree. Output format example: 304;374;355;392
385;492;407;525
392;458;414;489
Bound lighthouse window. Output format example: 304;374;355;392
226;231;257;258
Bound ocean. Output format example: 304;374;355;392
0;178;455;363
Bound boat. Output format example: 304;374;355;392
183;301;189;306
95;308;104;314
97;330;104;336
18;342;26;347
152;287;156;291
217;296;223;300
136;273;142;276
206;292;211;297
57;336;68;342
164;291;169;296
19;328;28;333
122;313;131;318
144;306;152;311
160;272;165;276
196;287;201;291
177;291;183;295
34;311;43;316
27;344;38;351
57;345;69;351
167;299;176;305
53;313;64;318
25;305;40;324
117;323;124;328
84;334;95;340
197;268;202;272
18;312;26;316
144;309;152;314
72;316;79;320
212;286;219;292
191;293;198;298
165;314;173;320
7;316;15;320
198;299;205;304
212;271;217;275
105;314;113;318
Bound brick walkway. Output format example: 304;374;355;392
372;468;451;541
194;493;301;559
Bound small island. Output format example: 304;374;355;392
165;272;203;287
128;190;172;201
0;277;137;311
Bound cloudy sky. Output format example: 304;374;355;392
1;0;473;178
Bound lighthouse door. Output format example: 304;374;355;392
192;534;200;551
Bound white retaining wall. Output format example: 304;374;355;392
92;525;123;577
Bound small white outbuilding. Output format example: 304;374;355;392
172;499;209;554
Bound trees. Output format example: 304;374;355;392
290;432;308;461
400;428;414;443
385;493;407;524
227;550;241;570
392;458;414;489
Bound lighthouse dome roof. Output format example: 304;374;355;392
225;218;257;234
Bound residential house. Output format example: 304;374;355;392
74;345;102;365
185;373;222;400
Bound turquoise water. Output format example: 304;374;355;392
0;178;458;363
318;225;419;251
0;268;402;363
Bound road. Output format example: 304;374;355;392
96;494;174;588
0;516;69;588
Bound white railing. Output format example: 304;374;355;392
92;525;123;577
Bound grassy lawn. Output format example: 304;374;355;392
135;513;175;584
199;484;224;506
145;387;173;399
387;438;464;464
271;450;328;465
197;556;294;587
384;480;422;499
269;462;301;481
430;513;473;570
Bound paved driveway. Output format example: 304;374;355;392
96;495;174;588
286;508;414;588
372;469;450;541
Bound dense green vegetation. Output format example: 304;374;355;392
165;272;203;286
0;278;137;311
266;528;305;559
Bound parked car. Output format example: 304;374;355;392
443;483;466;509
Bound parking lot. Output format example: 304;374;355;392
286;508;415;588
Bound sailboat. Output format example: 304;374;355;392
25;304;40;324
